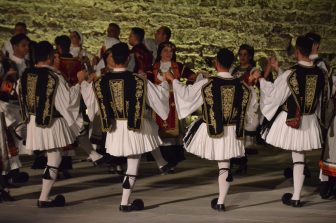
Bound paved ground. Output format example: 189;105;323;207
0;145;335;223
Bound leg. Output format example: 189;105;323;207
37;148;65;208
282;151;305;207
211;160;232;211
150;148;167;169
119;155;144;212
77;135;103;163
151;147;175;174
292;151;305;201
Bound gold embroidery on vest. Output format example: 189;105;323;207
109;79;124;118
94;80;109;132
134;76;144;125
43;77;56;123
203;83;216;133
305;75;317;113
27;74;38;112
220;86;235;122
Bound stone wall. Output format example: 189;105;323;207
0;0;335;71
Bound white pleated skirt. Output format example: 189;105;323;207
184;121;245;161
26;116;77;151
263;111;322;151
105;117;162;157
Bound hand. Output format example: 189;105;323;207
270;57;279;72
87;73;97;83
164;72;175;81
251;68;261;81
77;70;88;84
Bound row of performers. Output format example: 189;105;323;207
0;27;335;211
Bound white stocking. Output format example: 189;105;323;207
217;161;231;205
121;155;141;205
39;148;62;201
150;148;167;169
292;151;305;200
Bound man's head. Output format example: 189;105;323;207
129;27;145;46
107;23;120;39
305;32;321;55
35;41;54;65
295;36;313;60
54;35;71;55
215;48;235;71
155;26;171;44
10;33;30;58
104;42;130;68
14;22;27;35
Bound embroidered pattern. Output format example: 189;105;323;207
94;79;110;132
203;82;216;133
27;74;38;112
305;75;317;113
109;80;124;117
134;76;145;126
42;77;56;123
221;86;235;122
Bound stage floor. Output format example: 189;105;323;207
1;145;335;223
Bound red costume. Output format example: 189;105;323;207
131;44;154;82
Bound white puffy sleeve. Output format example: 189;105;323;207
146;80;170;120
244;86;260;131
67;83;81;121
172;78;208;119
80;80;99;121
54;77;77;127
259;70;292;121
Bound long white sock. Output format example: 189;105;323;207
151;148;167;169
39;149;62;201
292;151;305;200
217;161;231;205
77;135;102;162
121;155;141;205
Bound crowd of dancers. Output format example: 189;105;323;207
0;21;335;212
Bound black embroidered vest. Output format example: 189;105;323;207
201;76;251;138
282;63;327;126
19;67;61;127
93;71;147;132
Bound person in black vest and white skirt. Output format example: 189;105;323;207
80;42;170;212
166;48;255;211
253;36;328;207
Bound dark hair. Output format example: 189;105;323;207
35;41;54;62
1;58;18;76
15;22;27;29
295;36;313;57
217;48;235;69
106;42;130;65
131;27;145;42
155;41;176;63
161;26;172;41
10;33;30;46
72;31;81;40
55;35;71;53
238;44;256;67
305;32;321;44
109;23;120;32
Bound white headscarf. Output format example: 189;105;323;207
71;29;83;46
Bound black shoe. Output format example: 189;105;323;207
94;155;111;167
320;181;332;199
119;199;144;212
37;194;66;208
211;198;225;211
61;170;72;179
282;193;301;207
160;163;175;175
0;189;15;201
